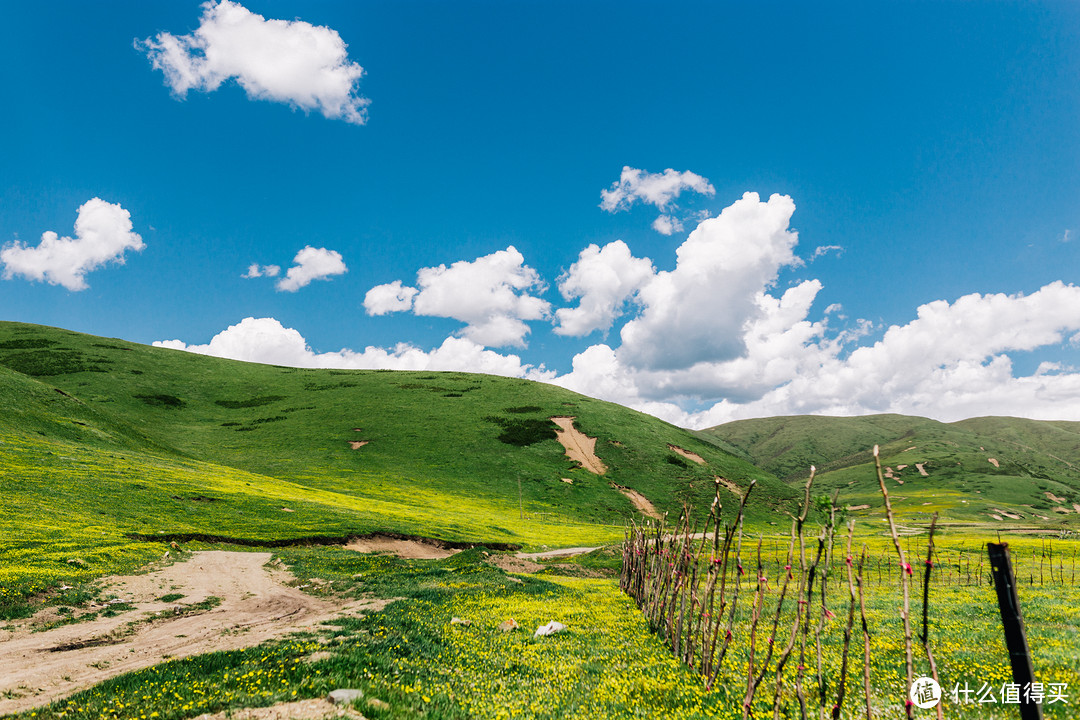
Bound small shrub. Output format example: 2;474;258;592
666;454;691;468
0;350;95;376
135;394;184;408
215;395;287;409
485;416;556;446
0;338;56;349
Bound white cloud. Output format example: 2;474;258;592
617;191;802;370
553;241;654;337
553;190;1080;428
365;246;550;348
651;215;683;236
811;244;843;259
140;0;369;124
0;198;144;291
154;316;554;380
364;280;418;315
556;281;1080;428
276;246;347;292
243;263;280;278
600;166;715;212
600;166;716;235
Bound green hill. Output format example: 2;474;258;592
701;413;1080;527
0;321;794;611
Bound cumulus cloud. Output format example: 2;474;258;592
154;316;554;380
243;263;280;278
651;215;683;236
553;241;654;337
140;0;369;124
600;166;715;212
551;189;1080;428
617;191;802;370
364;246;550;348
556;280;1080;428
276;246;347;292
1;198;144;291
600;166;715;234
363;280;418;315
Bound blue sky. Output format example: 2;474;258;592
3;1;1080;427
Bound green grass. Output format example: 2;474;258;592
0;321;798;614
8;543;1079;720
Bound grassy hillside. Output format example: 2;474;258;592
0;321;794;613
701;413;1080;527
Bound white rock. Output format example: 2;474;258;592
327;688;365;705
534;621;567;637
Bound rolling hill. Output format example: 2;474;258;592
700;413;1080;527
0;321;795;609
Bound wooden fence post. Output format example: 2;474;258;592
987;542;1043;720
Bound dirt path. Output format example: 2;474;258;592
551;417;607;474
515;547;601;560
0;551;379;716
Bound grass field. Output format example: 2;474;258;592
6;536;1079;720
2;321;1079;719
0;321;797;619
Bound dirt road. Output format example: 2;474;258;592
0;551;378;716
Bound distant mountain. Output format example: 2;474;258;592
700;413;1080;526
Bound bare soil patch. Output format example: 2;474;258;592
667;444;706;465
0;551;379;716
610;483;661;519
988;458;1000;468
715;476;743;498
345;535;460;560
847;504;871;511
915;463;929;477
1046;491;1067;504
348;440;368;450
551;416;607;474
188;698;365;720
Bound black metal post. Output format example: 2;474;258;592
987;542;1043;720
